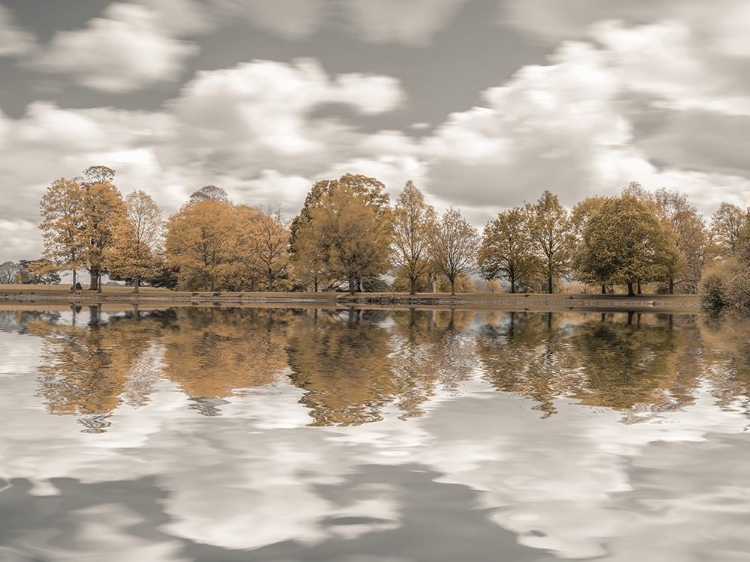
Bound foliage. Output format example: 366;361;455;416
0;261;19;284
429;208;479;295
528;191;573;293
106;190;164;292
711;202;747;257
575;194;679;295
391;181;436;295
291;174;392;293
39;178;85;286
478;207;538;293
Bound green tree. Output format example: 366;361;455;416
429;208;479;295
478;207;537;293
391;181;436;295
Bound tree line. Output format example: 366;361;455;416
23;166;750;299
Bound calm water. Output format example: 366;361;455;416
1;306;749;562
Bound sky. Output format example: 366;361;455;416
0;0;749;261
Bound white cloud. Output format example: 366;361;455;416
345;0;468;45
32;3;198;93
0;4;36;57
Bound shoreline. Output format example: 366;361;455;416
0;288;701;312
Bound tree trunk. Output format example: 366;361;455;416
313;274;319;293
637;280;642;295
627;282;635;296
668;277;674;295
134;274;140;293
409;276;417;295
548;275;553;294
450;276;456;296
510;276;516;294
89;268;99;291
349;276;356;295
601;283;606;294
72;269;77;290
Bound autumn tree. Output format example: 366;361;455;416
478;207;537;293
189;185;229;204
231;206;291;291
39;178;85;287
528;191;573;293
576;194;679;296
711;202;747;257
107;190;164;292
75;166;129;291
391;181;436;294
571;196;609;292
165;198;235;291
652;188;708;293
429;208;479;295
292;175;392;293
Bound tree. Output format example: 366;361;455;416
571;196;609;292
391;181;436;295
107;190;164;292
78;170;128;291
189;185;229;204
231;206;291;291
39;178;85;287
165;198;235;291
576;195;679;296
429;208;479;296
0;261;19;284
711;202;747;257
528;191;573;293
18;259;61;284
292;175;392;294
478;207;537;293
652;188;708;294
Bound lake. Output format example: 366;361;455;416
1;306;749;561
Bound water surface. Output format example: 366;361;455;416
1;307;749;561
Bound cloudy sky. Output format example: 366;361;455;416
1;0;749;261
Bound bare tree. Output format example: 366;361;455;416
429;208;479;296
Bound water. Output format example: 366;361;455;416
0;306;749;561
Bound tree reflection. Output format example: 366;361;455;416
161;308;291;403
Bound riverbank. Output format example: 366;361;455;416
0;285;700;312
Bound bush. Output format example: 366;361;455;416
699;259;750;315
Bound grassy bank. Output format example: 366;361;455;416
0;284;700;312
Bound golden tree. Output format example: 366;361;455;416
107;190;164;292
39;178;85;287
391;181;436;295
528;191;573;294
429;208;479;295
478;207;537;293
165;198;236;291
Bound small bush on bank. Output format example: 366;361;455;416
699;259;750;315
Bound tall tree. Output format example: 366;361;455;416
653;188;708;294
571;196;608;292
0;262;19;284
165;199;235;291
711;202;747;257
232;206;291;291
528;191;573;293
391;181;436;295
107;190;164;292
292;175;391;293
78;168;128;291
430;208;479;295
478;207;537;293
576;194;679;296
39;178;85;287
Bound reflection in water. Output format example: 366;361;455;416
1;307;750;561
9;307;750;428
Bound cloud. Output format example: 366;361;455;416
0;4;36;57
345;0;468;45
211;0;325;40
31;3;198;93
